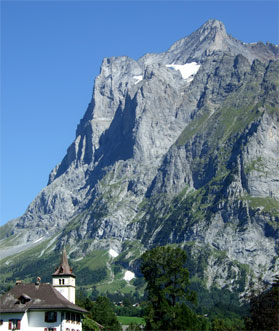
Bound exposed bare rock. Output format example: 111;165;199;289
1;19;278;294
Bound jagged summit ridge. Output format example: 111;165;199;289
166;19;278;64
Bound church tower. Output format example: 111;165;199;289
52;249;76;304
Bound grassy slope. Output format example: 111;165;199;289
117;316;145;325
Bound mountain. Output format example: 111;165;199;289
1;19;278;301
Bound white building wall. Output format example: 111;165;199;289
28;310;62;330
63;320;82;331
52;276;76;304
0;312;26;331
0;311;82;331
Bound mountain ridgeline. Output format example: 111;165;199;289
1;20;278;299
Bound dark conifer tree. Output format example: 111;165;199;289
245;276;279;331
141;246;208;330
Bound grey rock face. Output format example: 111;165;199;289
1;19;278;293
244;112;279;198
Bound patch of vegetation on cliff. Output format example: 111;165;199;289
78;266;107;285
0;249;59;285
244;157;266;174
0;233;23;249
0;222;14;241
176;108;211;146
241;195;279;218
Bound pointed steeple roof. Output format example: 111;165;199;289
52;248;75;277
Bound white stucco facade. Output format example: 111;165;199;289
52;276;76;304
0;310;82;331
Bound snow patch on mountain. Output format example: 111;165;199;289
166;62;200;81
109;248;119;258
123;271;135;281
133;75;143;84
33;237;43;243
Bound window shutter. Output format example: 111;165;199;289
54;311;57;322
8;320;12;330
45;312;48;322
17;320;21;329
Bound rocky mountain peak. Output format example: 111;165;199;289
201;18;225;30
166;19;228;62
1;20;278;297
166;19;278;64
195;18;227;39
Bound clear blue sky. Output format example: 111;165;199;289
1;1;278;226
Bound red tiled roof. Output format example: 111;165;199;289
0;283;87;313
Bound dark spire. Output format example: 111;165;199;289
52;248;75;277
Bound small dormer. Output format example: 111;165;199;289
16;294;31;305
52;249;76;304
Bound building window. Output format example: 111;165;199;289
45;311;57;323
8;319;21;330
66;311;71;322
59;278;65;285
0;320;3;325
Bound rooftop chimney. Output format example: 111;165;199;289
35;276;41;286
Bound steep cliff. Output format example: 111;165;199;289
1;19;278;296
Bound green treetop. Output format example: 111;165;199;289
141;246;207;330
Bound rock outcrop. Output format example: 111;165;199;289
1;19;278;294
